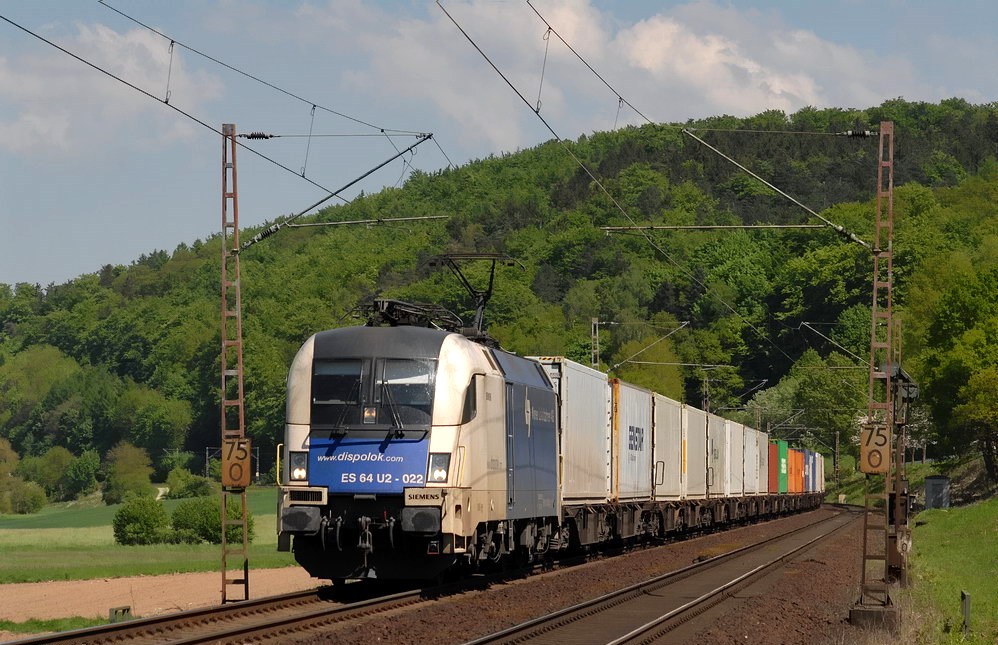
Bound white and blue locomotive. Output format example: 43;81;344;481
277;318;824;581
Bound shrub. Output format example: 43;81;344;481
113;497;170;545
164;467;214;499
103;442;155;504
171;495;254;545
9;479;46;514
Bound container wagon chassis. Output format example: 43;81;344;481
283;488;824;580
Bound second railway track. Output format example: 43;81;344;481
463;507;860;645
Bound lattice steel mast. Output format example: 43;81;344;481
220;123;251;603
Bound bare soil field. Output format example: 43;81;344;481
0;567;320;642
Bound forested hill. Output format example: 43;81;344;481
2;97;998;485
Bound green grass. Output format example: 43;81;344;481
0;486;280;530
909;497;998;643
0;617;108;635
0;487;296;583
824;457;946;506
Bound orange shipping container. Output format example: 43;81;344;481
788;449;804;494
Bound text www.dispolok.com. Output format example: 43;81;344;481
317;453;404;463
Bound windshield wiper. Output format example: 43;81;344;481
382;381;406;440
333;378;362;428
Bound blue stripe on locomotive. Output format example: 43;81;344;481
310;435;430;495
493;349;559;520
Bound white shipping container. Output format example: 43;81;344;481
707;413;730;497
612;379;653;501
730;422;744;496
684;406;708;499
744;427;760;495
533;357;611;504
652;394;683;501
758;430;769;495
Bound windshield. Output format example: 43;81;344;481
312;359;364;426
376;358;435;427
311;358;435;429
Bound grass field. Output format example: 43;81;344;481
908;497;998;644
0;487;296;583
824;456;953;506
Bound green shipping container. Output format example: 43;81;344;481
775;440;788;493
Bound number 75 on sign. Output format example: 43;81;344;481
860;425;891;474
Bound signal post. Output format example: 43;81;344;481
220;123;251;603
850;122;910;631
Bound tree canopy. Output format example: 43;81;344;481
2;98;998;484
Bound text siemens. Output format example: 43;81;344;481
317;453;405;463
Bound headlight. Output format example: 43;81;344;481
290;451;308;481
428;453;451;483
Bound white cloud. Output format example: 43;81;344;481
275;0;917;155
0;23;222;157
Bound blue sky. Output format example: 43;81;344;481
1;0;996;286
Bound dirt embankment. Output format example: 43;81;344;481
0;567;319;642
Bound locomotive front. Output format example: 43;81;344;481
277;325;480;580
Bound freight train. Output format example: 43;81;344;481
276;308;825;581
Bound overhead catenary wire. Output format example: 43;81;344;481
441;1;872;409
238;133;433;253
610;322;689;371
681;129;872;250
436;0;802;373
519;0;875;399
0;12;435;250
0;12;352;201
799;321;867;365
96;0;422;136
97;0;457;174
524;0;872;252
286;215;448;229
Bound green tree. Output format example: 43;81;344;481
18;446;75;500
952;367;998;480
0;437;18;478
0;438;25;514
102;441;154;504
64;450;101;499
113;385;191;456
9;479;46;514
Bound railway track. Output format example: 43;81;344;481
9;510;851;645
463;508;859;645
8;584;434;645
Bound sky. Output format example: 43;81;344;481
1;0;997;287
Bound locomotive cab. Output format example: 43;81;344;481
278;325;497;580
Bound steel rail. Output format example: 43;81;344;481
9;506;838;645
462;508;857;645
6;588;332;645
609;511;858;644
